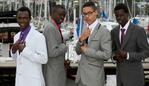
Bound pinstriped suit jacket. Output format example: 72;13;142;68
111;22;149;86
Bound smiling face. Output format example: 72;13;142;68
55;8;66;24
51;5;66;24
114;9;129;27
17;11;31;30
114;3;129;27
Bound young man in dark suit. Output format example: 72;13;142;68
111;3;149;86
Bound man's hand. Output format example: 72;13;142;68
11;41;26;54
79;28;91;41
18;42;26;53
114;49;127;63
64;59;70;70
11;41;20;54
80;44;88;53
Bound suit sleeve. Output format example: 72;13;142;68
84;29;112;60
20;34;48;64
111;29;117;59
10;49;18;60
75;27;87;55
10;33;19;60
129;28;149;61
43;26;67;58
75;41;82;55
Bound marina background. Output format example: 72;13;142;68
0;0;149;86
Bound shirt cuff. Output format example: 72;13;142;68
126;53;129;60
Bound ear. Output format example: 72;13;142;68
95;10;98;16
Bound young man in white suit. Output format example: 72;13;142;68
75;2;112;86
11;7;48;86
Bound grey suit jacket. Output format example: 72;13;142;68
75;23;112;86
111;22;149;86
42;19;67;86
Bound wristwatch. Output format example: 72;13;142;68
78;40;84;46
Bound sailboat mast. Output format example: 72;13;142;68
44;0;48;20
26;0;30;8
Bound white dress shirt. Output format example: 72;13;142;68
119;20;130;60
119;20;130;43
87;19;99;35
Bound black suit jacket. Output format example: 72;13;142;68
111;22;149;86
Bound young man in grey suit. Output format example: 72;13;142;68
111;3;149;86
75;2;112;86
43;5;68;86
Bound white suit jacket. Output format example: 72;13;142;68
11;26;48;86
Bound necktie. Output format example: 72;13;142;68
121;29;125;45
85;28;90;44
52;19;63;43
19;26;31;43
57;27;64;43
85;37;88;44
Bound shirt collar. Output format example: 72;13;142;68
87;19;99;31
52;19;61;29
120;20;130;30
19;25;31;42
21;25;31;33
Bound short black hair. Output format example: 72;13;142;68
114;3;129;14
51;5;66;15
82;1;97;11
17;7;31;18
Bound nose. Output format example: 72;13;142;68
116;16;121;20
61;15;65;20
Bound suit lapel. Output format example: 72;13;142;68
89;23;100;40
50;19;63;42
115;26;121;48
121;23;133;49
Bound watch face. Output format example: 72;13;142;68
79;41;84;46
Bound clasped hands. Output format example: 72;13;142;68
11;40;26;54
79;28;91;53
113;49;127;63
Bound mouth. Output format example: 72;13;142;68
20;23;24;26
19;23;26;28
58;19;63;24
117;19;122;23
60;18;64;22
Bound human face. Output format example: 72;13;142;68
82;7;98;25
53;8;66;24
17;11;31;30
114;9;129;27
